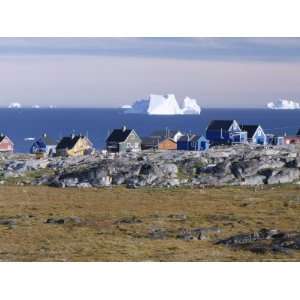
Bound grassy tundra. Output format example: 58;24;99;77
0;185;300;261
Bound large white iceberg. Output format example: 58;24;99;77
267;99;300;110
8;102;22;109
124;94;201;115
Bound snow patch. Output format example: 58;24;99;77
124;94;201;115
267;99;300;110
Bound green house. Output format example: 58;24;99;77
106;126;141;153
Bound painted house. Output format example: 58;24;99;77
56;134;93;156
150;129;183;142
177;134;209;151
283;136;300;145
0;134;14;153
206;120;247;145
106;126;141;153
240;125;267;145
141;136;177;150
30;133;56;157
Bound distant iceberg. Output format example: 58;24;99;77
124;94;201;115
121;104;132;109
8;102;22;109
32;105;40;109
267;99;300;110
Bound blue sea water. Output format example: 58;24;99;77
1;108;300;153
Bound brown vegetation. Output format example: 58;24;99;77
0;185;300;261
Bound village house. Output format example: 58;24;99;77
0;134;14;153
106;126;141;153
56;134;93;156
30;133;56;157
240;124;267;145
177;134;209;151
141;136;177;150
283;135;300;145
141;129;183;150
206;120;247;145
149;129;183;142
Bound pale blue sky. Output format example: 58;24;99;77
0;37;300;108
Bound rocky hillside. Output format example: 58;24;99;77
1;144;300;188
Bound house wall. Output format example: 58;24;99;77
198;137;209;151
206;130;230;143
67;138;93;156
119;132;141;152
177;141;189;150
284;136;300;145
252;127;267;145
0;137;14;152
158;139;177;150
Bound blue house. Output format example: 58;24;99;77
30;133;56;156
240;124;267;145
206;120;247;145
177;134;209;151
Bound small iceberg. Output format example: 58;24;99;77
24;137;35;141
32;105;40;109
267;99;300;110
124;94;201;115
8;102;22;109
121;104;132;109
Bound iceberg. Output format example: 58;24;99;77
8;102;22;109
124;94;201;115
121;104;132;109
32;105;40;109
267;99;300;110
181;97;201;114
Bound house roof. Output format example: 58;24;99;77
178;134;207;142
56;135;82;150
142;136;163;145
150;129;180;139
142;136;175;145
240;125;260;138
178;134;197;142
0;135;6;143
0;135;13;145
106;128;135;143
106;127;140;143
207;120;235;131
39;134;56;146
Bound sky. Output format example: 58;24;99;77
0;37;300;108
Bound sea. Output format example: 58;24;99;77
1;108;300;153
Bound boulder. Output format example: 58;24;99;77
267;168;300;184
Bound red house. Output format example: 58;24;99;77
0;134;14;153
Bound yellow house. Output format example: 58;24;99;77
56;134;93;157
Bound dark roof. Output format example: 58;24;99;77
39;134;56;146
207;120;235;131
142;136;164;145
178;134;197;142
0;135;6;143
106;129;134;143
56;135;81;150
178;134;207;142
150;129;180;139
142;136;175;145
240;125;260;138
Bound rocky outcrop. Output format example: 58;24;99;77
2;144;300;188
216;229;300;254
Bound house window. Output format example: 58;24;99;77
127;143;132;148
135;143;139;148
